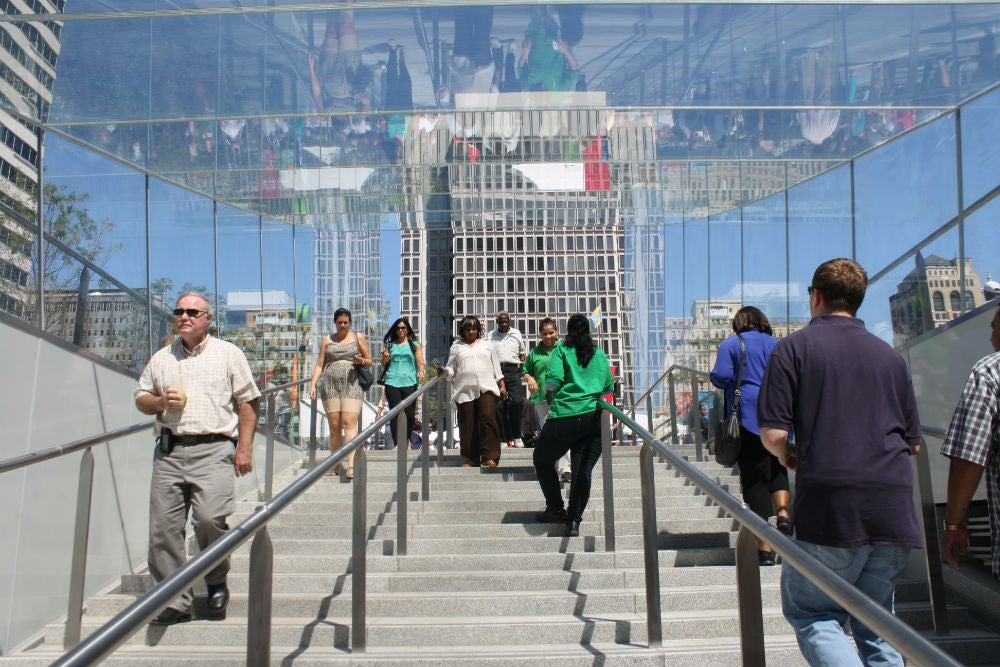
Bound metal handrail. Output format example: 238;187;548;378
0;422;155;474
51;375;444;667
603;399;962;667
917;424;951;636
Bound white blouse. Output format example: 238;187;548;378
441;338;503;404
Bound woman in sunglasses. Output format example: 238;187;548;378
379;318;426;448
437;315;506;467
309;308;372;480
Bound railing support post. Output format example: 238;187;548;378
246;522;273;667
421;392;431;501
64;447;95;649
600;410;616;552
690;375;703;462
735;525;765;667
667;375;678;446
351;449;368;652
436;382;446;466
915;438;950;635
396;414;409;556
264;395;276;501
639;442;661;647
309;397;318;468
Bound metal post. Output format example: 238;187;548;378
421;392;431;500
735;526;765;667
264;395;275;501
915;439;950;635
667;374;678;446
690;375;703;462
600;410;616;552
396;414;409;556
246;524;273;667
645;395;654;442
309;397;318;468
64;448;95;648
351;449;367;652
436;383;446;466
639;443;662;647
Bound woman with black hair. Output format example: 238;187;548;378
438;315;506;467
532;314;614;537
711;305;790;565
379;317;425;448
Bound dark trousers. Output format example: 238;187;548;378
533;411;603;523
737;426;790;520
385;383;417;445
457;392;501;464
497;363;524;442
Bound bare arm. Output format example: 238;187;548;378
308;51;326;113
415;343;426;381
942;456;986;568
309;336;328;400
234;398;259;477
760;426;795;470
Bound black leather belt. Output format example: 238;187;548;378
166;430;235;446
501;362;521;370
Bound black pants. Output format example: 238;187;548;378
737;426;789;520
497;363;524;442
533;411;603;523
385;384;417;445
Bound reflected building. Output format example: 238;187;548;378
397;94;644;398
223;289;306;380
0;0;63;321
889;253;987;344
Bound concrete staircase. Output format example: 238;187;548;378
2;446;988;666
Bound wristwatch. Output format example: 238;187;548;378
942;521;966;531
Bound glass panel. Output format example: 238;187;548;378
860;229;960;348
148;181;216;344
708;208;742;345
741;193;788;336
787;163;853;326
217;205;262;383
964;196;1000;309
961;86;1000;207
854;114;958;277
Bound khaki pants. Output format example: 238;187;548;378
148;439;235;613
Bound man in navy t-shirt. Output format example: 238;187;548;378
758;258;923;667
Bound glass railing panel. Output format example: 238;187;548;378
961;85;1000;207
216;205;262;376
861;228;961;349
854;113;958;278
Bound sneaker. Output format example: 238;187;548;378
560;471;572;484
534;507;567;523
513;438;525;448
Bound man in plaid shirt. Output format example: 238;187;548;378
941;303;1000;578
135;292;260;625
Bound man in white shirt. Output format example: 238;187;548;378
490;311;527;447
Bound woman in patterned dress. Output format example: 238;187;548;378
309;308;373;479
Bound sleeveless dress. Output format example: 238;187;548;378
318;335;364;402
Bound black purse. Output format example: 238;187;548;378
714;334;745;466
354;336;374;391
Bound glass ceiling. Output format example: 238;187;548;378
7;2;1000;220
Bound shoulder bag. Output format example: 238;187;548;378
714;334;745;466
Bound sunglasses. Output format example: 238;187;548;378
173;308;206;318
396;325;408;330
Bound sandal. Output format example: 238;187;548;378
345;466;354;480
325;463;341;477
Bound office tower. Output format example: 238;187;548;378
0;1;64;321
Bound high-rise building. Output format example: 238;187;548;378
0;0;64;322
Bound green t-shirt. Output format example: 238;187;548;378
545;345;614;420
523;341;561;404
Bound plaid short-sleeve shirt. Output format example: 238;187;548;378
135;335;260;438
941;351;1000;577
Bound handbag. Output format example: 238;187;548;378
354;335;374;391
714;334;745;466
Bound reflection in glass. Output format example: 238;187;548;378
961;86;1000;207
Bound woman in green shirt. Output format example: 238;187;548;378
379;318;425;448
532;314;614;537
523;318;569;478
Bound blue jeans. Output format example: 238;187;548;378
781;541;910;667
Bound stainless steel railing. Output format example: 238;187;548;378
50;375;446;667
603;399;961;667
